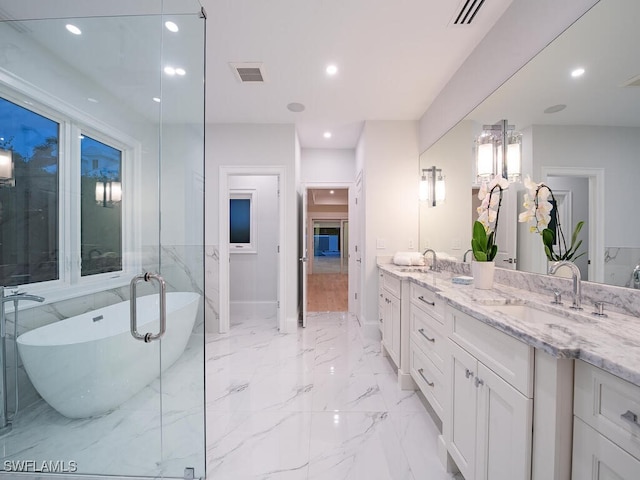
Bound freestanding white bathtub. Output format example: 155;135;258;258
17;292;200;419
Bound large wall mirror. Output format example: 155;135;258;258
419;0;640;290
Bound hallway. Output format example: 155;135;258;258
306;273;348;312
205;311;461;479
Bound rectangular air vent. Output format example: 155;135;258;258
453;0;486;25
230;62;266;83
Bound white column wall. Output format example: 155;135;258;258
358;121;419;327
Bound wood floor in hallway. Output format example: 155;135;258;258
307;273;348;311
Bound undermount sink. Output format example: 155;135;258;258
489;303;568;324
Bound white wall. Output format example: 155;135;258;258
205;123;298;332
418;0;599;152
229;175;279;308
359;121;419;327
300;148;356;184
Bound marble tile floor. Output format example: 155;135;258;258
206;311;462;480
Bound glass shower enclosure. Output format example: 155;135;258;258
0;0;206;478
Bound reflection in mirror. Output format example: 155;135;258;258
420;0;640;289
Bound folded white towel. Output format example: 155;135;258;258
393;254;412;266
393;251;425;266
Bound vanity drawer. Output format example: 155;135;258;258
409;282;444;323
574;361;640;460
380;272;401;298
447;306;534;397
410;339;445;419
410;304;446;374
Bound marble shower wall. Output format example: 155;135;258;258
604;247;640;288
205;244;220;334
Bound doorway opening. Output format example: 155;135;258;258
306;188;349;312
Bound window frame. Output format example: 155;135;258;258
0;78;141;303
229;189;257;254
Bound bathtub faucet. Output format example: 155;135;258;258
0;286;45;436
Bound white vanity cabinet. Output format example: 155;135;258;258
409;281;447;418
572;361;640;479
445;306;534;480
378;271;401;367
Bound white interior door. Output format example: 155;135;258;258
300;186;308;327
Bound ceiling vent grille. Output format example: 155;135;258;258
452;0;486;25
230;62;266;83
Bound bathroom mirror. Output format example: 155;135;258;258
419;0;640;289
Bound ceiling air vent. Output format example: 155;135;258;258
452;0;486;25
230;62;266;83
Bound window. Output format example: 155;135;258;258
0;97;59;287
229;190;256;253
0;89;135;293
80;136;123;276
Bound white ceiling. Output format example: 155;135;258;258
0;0;516;148
203;0;513;148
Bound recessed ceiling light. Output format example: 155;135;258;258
326;64;338;76
287;102;305;113
152;97;161;103
571;67;585;78
164;66;176;76
544;104;567;114
165;21;179;33
323;131;332;139
66;24;82;35
329;190;335;194
87;97;99;103
175;68;186;76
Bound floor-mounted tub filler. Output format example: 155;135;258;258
17;292;200;419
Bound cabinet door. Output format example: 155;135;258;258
572;417;640;480
389;293;401;365
476;363;533;480
447;340;478;480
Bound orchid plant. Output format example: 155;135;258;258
471;175;509;262
518;176;585;262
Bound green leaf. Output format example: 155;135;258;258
488;244;498;261
473;221;487;246
475;251;487;262
542;228;555;249
571;221;584;247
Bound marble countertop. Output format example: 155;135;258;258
378;263;640;388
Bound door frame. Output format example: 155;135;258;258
300;182;352;326
541;166;604;283
219;166;286;333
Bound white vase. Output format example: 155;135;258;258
471;261;495;289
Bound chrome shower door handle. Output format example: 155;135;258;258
130;272;167;343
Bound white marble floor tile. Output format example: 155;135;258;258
206;411;312;479
375;373;427;413
307;411;414;480
311;372;387;412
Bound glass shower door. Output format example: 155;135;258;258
0;2;205;478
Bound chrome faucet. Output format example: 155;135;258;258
0;287;44;436
463;249;473;263
423;249;439;272
548;261;582;310
632;264;640;289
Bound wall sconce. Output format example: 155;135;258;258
0;149;15;187
475;119;522;183
96;180;122;207
419;166;445;207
